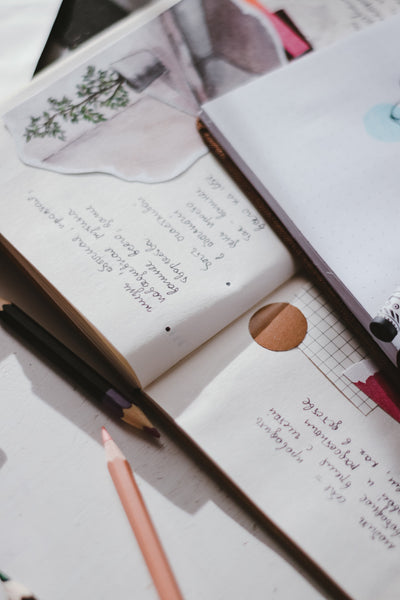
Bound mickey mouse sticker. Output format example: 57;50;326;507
370;288;400;343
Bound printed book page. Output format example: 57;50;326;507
147;275;400;600
201;13;400;368
0;0;296;387
266;0;400;49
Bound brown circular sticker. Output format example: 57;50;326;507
249;302;307;351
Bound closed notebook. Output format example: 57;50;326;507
200;13;400;375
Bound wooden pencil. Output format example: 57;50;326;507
0;570;37;600
0;298;159;437
102;427;183;600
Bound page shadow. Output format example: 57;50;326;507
0;249;337;599
0;449;7;470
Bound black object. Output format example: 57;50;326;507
370;316;398;342
0;299;159;436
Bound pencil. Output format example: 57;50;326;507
0;298;159;438
102;427;183;600
0;570;37;600
245;0;311;58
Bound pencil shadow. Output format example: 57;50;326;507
114;414;334;599
0;325;332;598
0;250;333;599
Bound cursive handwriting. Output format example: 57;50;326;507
302;397;342;430
256;416;312;464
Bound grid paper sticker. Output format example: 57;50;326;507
292;283;377;416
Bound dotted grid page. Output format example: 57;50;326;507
292;282;376;416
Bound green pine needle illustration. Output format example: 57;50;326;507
24;65;129;142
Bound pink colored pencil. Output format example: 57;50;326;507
101;427;183;600
245;0;310;58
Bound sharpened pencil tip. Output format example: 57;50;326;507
143;426;161;439
101;426;112;444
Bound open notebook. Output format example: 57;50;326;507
3;2;400;599
0;0;295;390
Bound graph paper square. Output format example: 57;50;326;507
292;282;376;415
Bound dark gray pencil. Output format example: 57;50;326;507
0;297;159;437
